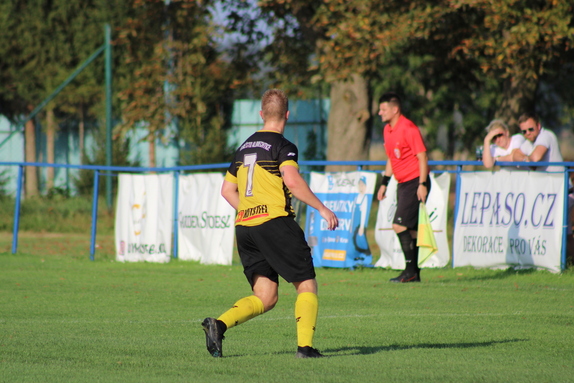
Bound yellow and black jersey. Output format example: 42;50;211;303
225;130;299;226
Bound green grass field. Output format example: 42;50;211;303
1;238;573;383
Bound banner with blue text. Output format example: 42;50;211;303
453;170;564;272
305;171;377;268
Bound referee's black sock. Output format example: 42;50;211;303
397;230;418;274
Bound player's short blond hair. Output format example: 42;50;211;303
261;89;289;122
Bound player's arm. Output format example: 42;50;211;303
377;159;394;201
280;165;338;231
221;179;239;210
416;151;429;203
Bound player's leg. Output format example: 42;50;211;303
202;225;274;357
292;278;323;357
217;274;275;329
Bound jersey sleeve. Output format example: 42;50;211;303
277;141;299;169
406;125;427;154
225;158;239;184
224;170;237;184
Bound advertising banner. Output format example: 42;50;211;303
305;171;378;268
453;170;564;272
177;173;235;265
375;172;451;269
115;173;173;263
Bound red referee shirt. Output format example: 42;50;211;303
383;115;428;183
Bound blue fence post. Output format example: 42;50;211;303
562;169;569;271
90;170;100;261
173;170;180;259
451;164;463;268
11;165;24;254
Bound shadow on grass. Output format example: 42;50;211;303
326;338;529;356
459;268;539;281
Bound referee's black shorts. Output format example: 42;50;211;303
236;216;315;287
393;177;431;231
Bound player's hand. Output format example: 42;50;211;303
319;207;339;231
377;185;387;201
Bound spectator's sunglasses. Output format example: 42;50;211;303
493;133;503;140
521;127;535;134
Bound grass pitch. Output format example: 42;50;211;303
1;249;573;383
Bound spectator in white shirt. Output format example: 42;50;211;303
512;112;564;172
482;119;526;169
512;112;573;239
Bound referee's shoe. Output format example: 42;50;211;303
389;270;420;283
202;317;225;357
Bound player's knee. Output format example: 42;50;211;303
261;296;278;312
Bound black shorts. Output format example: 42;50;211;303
393;177;432;230
236;216;316;288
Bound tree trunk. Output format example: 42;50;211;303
79;104;85;161
495;73;538;132
326;74;371;172
46;107;56;190
148;133;156;168
24;115;39;198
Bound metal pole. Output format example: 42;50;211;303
173;171;180;258
11;165;24;254
90;170;100;261
562;170;569;271
451;164;463;268
105;23;113;211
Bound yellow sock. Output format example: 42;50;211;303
217;295;264;330
295;292;318;348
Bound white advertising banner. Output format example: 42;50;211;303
375;172;451;269
177;173;235;265
453;170;564;273
115;173;173;263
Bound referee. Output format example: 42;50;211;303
377;92;430;283
202;89;338;358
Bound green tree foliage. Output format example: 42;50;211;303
312;0;574;150
223;0;574;159
116;0;245;166
224;0;372;169
0;0;132;196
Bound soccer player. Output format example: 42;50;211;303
377;92;430;283
202;89;338;358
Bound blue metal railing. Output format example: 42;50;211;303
1;160;572;270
